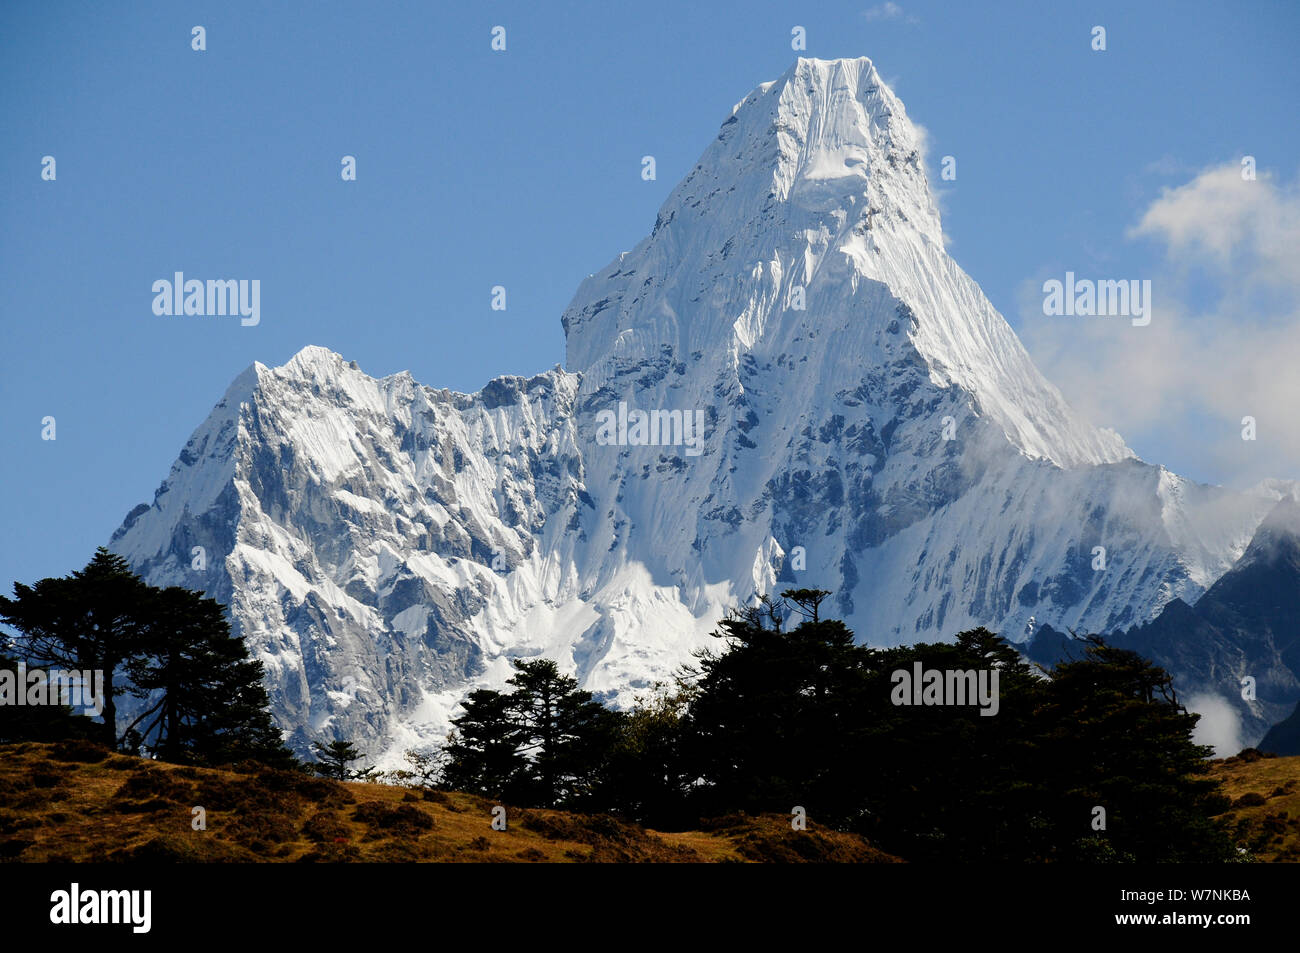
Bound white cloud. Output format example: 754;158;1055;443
1131;164;1300;277
1187;693;1247;758
863;3;919;24
1020;163;1300;487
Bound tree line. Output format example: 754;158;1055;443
430;588;1238;862
1;557;1239;862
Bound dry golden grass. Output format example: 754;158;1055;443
1208;750;1300;862
17;738;1285;863
0;742;900;863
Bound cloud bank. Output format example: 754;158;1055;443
1020;163;1300;488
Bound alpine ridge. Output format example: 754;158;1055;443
1026;495;1300;749
110;57;1294;759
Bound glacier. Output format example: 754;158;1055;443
109;57;1293;760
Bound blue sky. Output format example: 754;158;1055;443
2;0;1298;590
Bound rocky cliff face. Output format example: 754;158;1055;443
109;58;1292;759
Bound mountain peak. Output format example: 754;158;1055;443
726;55;939;238
739;56;884;111
1237;495;1300;568
106;57;1294;765
564;53;1129;469
282;345;346;375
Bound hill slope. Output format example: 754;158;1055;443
4;742;1296;863
0;743;900;863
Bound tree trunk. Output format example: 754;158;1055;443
101;683;117;748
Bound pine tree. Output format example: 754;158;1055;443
442;659;619;807
681;594;877;821
599;684;692;825
123;586;294;768
1037;636;1236;862
0;548;151;747
865;627;1048;860
311;739;370;780
1;551;294;766
442;688;527;799
505;658;619;807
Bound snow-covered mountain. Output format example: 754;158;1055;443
1027;495;1300;748
109;57;1292;759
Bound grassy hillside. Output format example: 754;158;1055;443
4;740;1296;863
1208;749;1300;862
0;741;901;863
